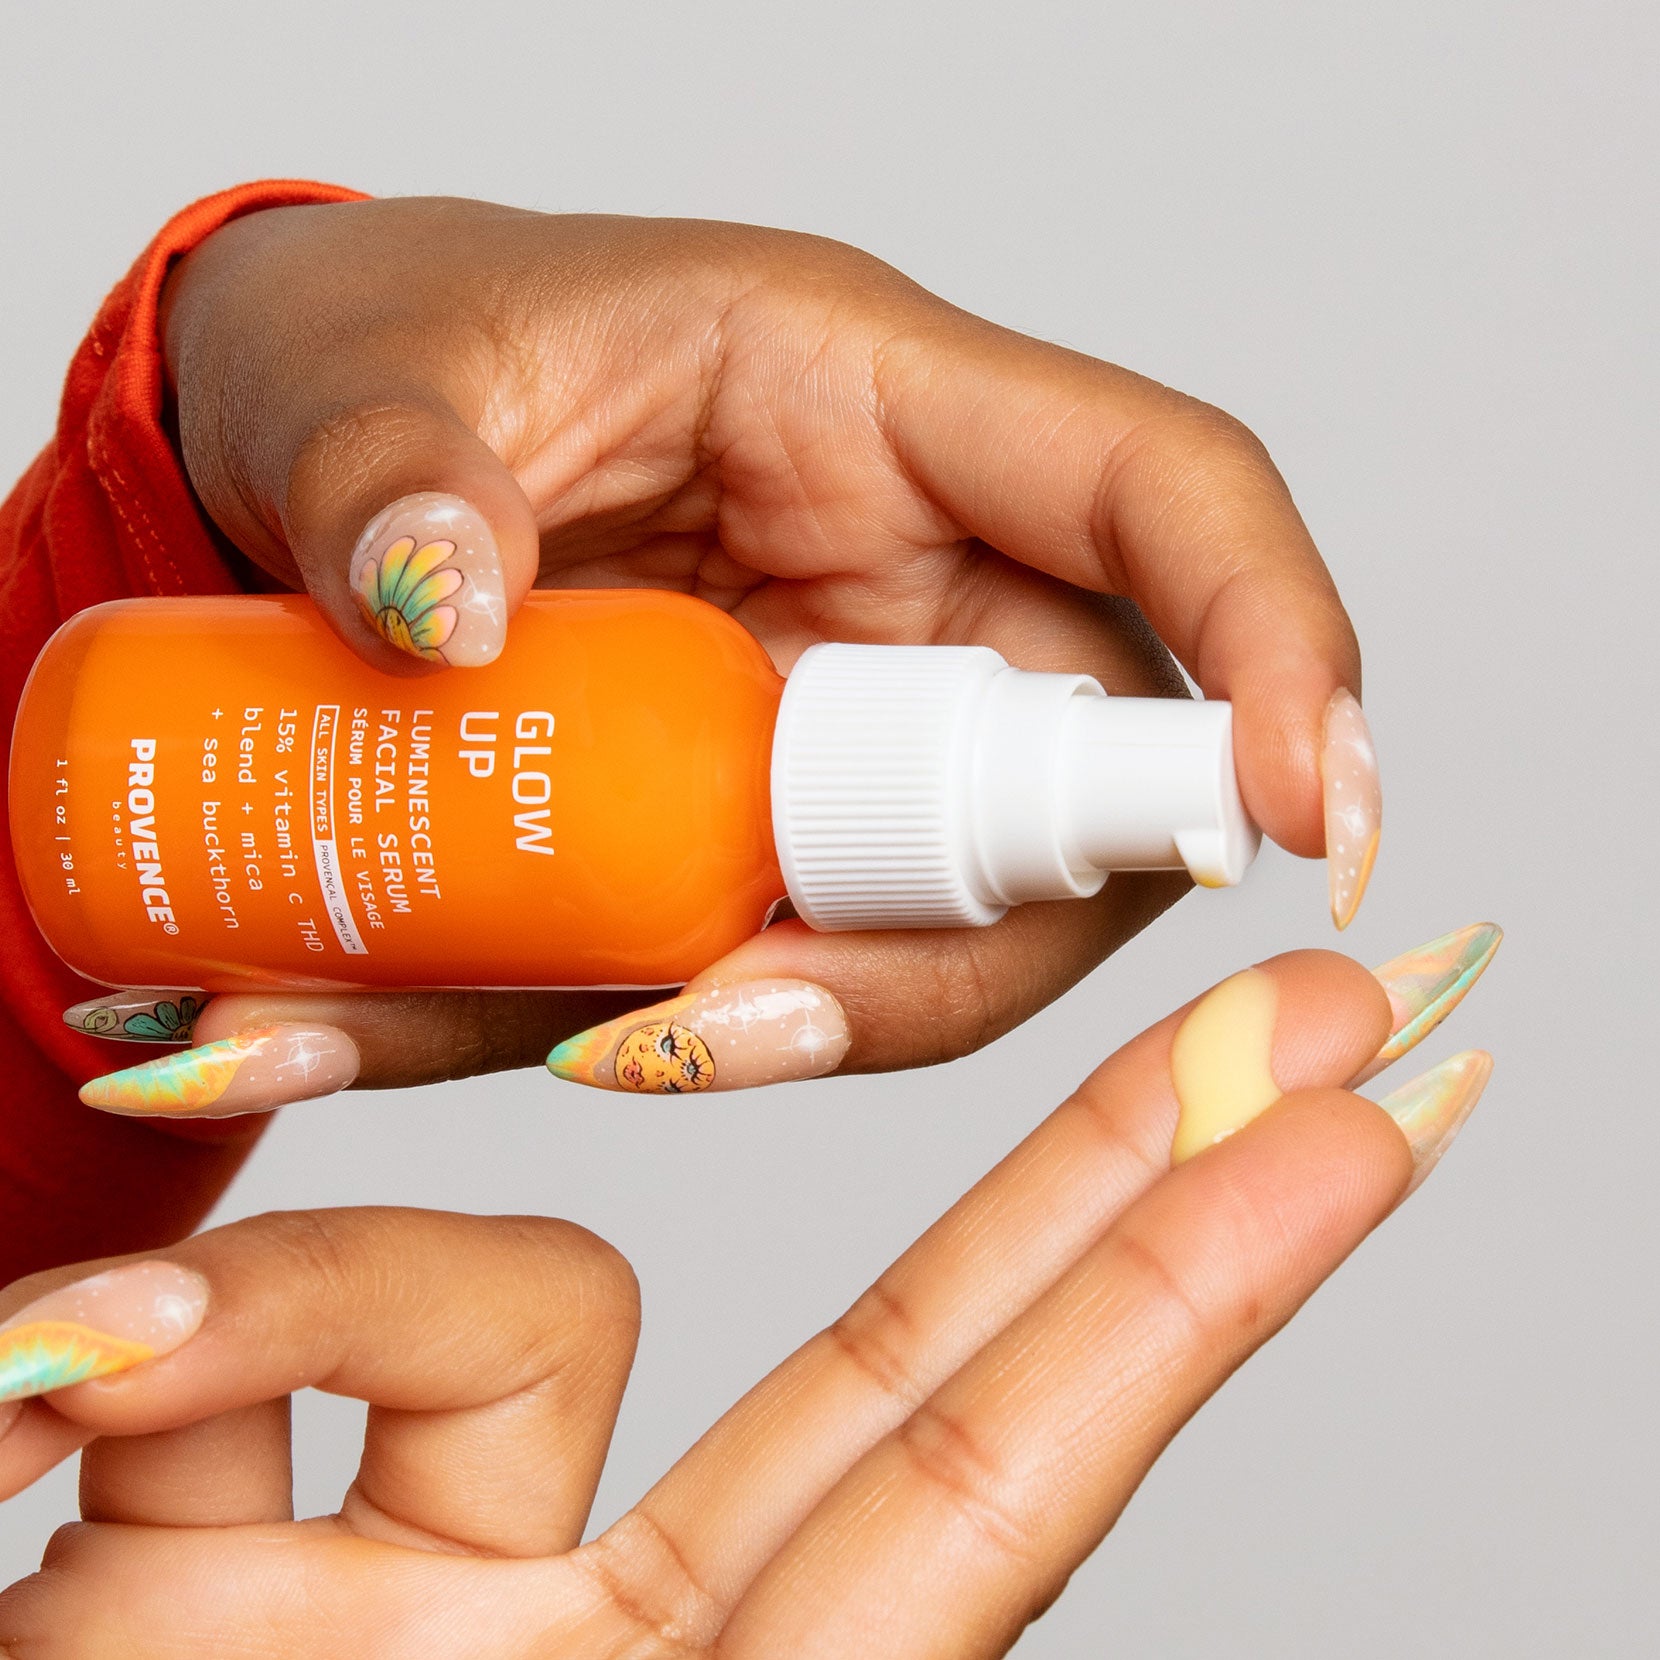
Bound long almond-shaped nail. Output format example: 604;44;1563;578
63;989;208;1045
1353;922;1503;1086
349;491;506;666
79;1025;359;1118
547;980;850;1093
1322;689;1382;930
1375;1050;1493;1195
1169;968;1282;1165
0;1262;208;1404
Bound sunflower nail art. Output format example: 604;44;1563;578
0;1262;209;1404
348;493;507;667
79;1025;360;1118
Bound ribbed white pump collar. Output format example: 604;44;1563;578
771;643;1260;933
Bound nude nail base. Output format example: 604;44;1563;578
547;980;851;1093
79;1025;359;1117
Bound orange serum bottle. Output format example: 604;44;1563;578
10;591;1260;993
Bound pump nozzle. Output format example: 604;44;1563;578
1059;695;1259;889
772;644;1261;933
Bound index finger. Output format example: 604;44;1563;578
0;1209;639;1555
876;315;1379;923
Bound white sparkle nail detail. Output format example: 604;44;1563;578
1321;691;1381;930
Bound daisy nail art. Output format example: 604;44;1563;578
63;990;206;1045
349;493;507;667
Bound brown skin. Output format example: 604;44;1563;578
0;951;1422;1657
152;196;1359;1087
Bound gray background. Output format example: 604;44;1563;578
1;2;1654;1653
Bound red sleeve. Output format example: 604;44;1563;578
0;180;367;1281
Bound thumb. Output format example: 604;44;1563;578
282;395;540;671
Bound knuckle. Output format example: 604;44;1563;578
36;1524;96;1573
1165;406;1289;512
1179;400;1275;470
575;1509;721;1658
1066;1083;1166;1189
824;1275;929;1412
543;1219;641;1327
1102;399;1285;525
491;1216;642;1367
893;1399;1043;1566
284;397;434;509
0;1538;106;1658
754;223;896;285
727;225;926;343
911;938;1008;1064
249;1207;361;1309
1113;1226;1213;1349
581;1232;642;1322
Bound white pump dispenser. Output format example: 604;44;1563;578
771;643;1260;931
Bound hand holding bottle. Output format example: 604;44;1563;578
66;197;1381;1110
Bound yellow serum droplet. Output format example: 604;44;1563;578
1169;969;1282;1166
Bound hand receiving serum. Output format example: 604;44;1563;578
11;591;1259;992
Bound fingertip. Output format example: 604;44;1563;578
282;399;540;672
1192;557;1363;874
1266;947;1396;1060
1165;949;1395;1166
1255;1085;1417;1216
0;1260;211;1420
1226;661;1343;859
1226;666;1383;934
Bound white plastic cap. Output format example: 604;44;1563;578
771;643;1261;932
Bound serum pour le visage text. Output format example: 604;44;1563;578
11;591;1260;992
